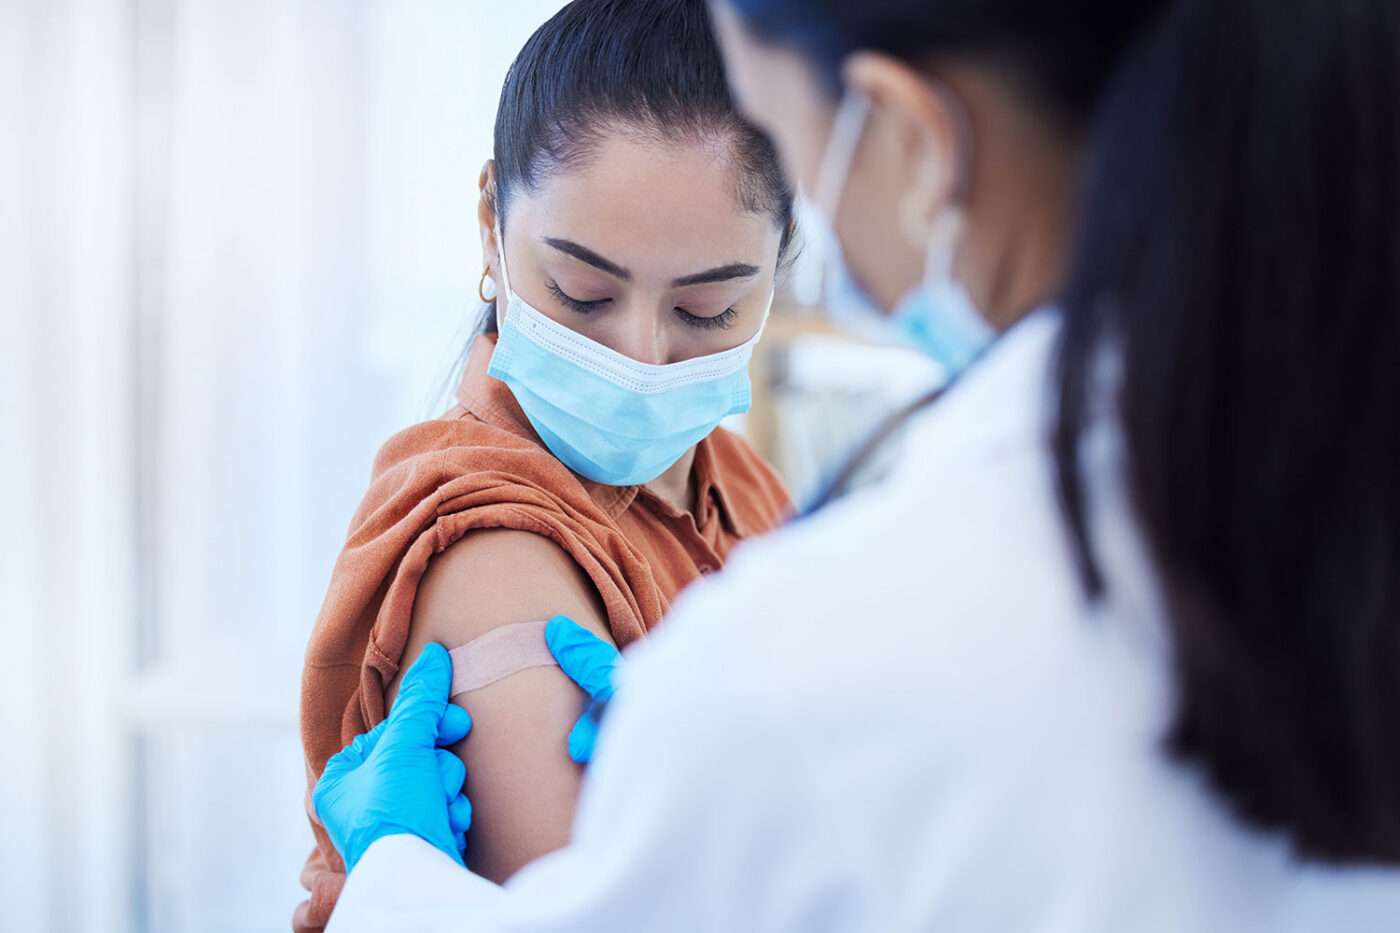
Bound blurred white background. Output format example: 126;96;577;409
3;2;568;930
1;2;938;930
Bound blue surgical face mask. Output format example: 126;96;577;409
487;240;771;487
795;92;994;377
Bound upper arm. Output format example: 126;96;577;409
384;528;614;883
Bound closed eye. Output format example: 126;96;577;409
676;306;738;331
548;282;611;314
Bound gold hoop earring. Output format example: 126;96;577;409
478;267;497;304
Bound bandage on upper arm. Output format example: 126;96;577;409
447;620;560;698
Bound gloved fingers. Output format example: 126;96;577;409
347;718;388;762
386;643;454;741
319;718;386;783
546;615;624;703
312;719;386;823
435;747;467;797
436;703;472;747
567;703;602;764
455;832;467;856
448;791;473;835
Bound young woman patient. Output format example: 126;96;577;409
294;1;796;928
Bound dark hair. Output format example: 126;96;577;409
494;0;793;233
731;0;1400;863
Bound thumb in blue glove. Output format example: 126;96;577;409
545;615;626;764
312;643;475;872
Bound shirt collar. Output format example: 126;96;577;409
629;434;749;536
687;430;748;537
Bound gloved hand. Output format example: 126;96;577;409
312;643;474;872
546;615;626;763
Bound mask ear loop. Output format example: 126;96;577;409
813;92;872;221
793;92;874;307
924;206;966;288
910;81;977;301
493;224;513;331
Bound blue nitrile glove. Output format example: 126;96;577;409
312;643;475;872
546;614;626;764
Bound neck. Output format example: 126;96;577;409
974;161;1076;333
955;73;1079;333
643;446;697;512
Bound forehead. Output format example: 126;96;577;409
507;131;779;276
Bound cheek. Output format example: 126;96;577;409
753;115;827;196
736;88;827;193
709;282;774;340
839;161;927;310
710;8;828;191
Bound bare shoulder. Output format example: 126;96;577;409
415;528;611;646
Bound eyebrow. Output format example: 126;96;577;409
542;236;760;289
543;237;631;281
669;262;761;289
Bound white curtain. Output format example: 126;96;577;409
2;2;565;930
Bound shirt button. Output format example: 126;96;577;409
699;564;717;575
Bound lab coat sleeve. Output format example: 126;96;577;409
327;572;873;932
329;834;505;933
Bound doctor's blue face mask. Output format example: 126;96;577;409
794;92;994;377
487;236;772;487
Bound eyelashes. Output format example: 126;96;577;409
676;307;738;331
547;282;610;315
548;282;737;331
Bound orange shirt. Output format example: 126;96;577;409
295;334;792;931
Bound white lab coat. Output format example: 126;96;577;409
328;310;1400;932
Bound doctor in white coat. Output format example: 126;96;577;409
313;0;1400;928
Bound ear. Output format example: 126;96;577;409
477;159;501;288
841;53;970;245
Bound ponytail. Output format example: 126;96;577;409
1055;0;1400;860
